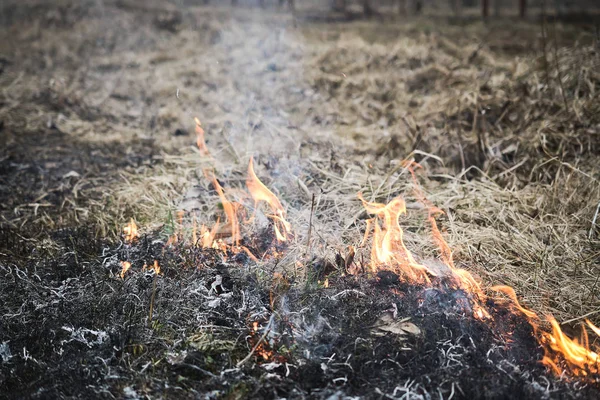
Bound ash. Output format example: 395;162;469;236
1;230;598;400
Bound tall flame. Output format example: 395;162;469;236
209;173;241;247
358;193;433;283
246;158;292;242
428;210;489;320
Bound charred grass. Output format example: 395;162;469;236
1;0;599;398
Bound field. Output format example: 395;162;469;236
1;1;599;398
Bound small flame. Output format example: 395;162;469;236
250;321;273;361
166;210;185;246
246;158;292;242
123;219;138;243
152;260;160;275
198;220;219;249
194;117;209;155
120;261;131;279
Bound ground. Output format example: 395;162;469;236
0;1;599;399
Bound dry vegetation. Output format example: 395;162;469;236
0;0;599;397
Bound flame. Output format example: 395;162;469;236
209;174;241;247
201;221;219;248
428;210;490;319
490;286;537;319
120;261;131;279
360;189;600;376
194;117;209;155
406;161;489;314
152;260;160;275
491;286;600;377
250;321;273;361
246;158;292;242
123;218;138;243
358;193;433;283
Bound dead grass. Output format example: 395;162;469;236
1;1;599;325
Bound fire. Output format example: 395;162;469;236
358;193;433;283
120;261;131;279
209;174;241;247
194;117;209;155
198;220;220;249
188;117;292;253
357;189;600;376
543;317;600;376
492;285;600;377
250;321;274;361
120;116;600;380
246;158;292;242
359;192;491;318
123;218;138;243
427;210;490;319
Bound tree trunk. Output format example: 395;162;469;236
415;0;423;15
482;0;489;18
519;0;527;18
363;0;375;16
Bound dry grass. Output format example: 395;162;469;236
1;2;599;324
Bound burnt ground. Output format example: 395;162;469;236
0;129;159;238
1;0;600;399
2;233;600;400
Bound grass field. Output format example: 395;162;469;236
1;1;599;398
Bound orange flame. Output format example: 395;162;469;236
123;219;138;243
358;193;433;283
395;162;600;377
360;188;600;376
120;261;131;279
246;158;292;242
491;286;600;377
250;321;273;361
152;260;160;275
428;211;489;319
209;174;241;247
200;220;220;249
194;117;209;155
408;162;489;314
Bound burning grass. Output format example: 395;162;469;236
1;1;600;398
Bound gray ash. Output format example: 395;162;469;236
1;230;599;399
